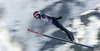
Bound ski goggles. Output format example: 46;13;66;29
33;13;39;18
33;15;39;18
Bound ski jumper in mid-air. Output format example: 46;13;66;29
33;11;74;41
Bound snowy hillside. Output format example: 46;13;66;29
0;0;100;51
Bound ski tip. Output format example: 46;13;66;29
27;29;30;31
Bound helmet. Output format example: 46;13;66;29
33;11;40;18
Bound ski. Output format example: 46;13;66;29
27;29;94;49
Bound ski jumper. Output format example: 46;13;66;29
40;14;74;41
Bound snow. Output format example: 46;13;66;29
0;20;22;51
80;10;95;15
85;16;100;45
0;0;100;51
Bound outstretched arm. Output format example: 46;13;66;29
48;16;62;20
56;16;62;20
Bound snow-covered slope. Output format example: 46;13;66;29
0;0;100;51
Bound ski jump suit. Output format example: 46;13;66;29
40;14;74;41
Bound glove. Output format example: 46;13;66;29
57;16;62;19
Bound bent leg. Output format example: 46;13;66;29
52;19;74;41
